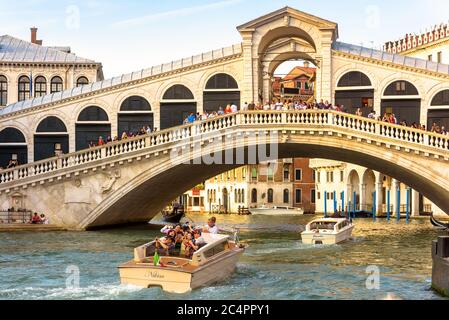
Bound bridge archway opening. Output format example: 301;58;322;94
34;116;69;161
0;127;27;168
362;169;376;212
118;96;153;137
203;74;240;113
161;85;196;130
271;58;317;104
347;170;361;211
428;89;449;130
335;71;374;116
381;80;421;125
76;106;111;151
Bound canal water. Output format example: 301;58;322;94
0;214;447;300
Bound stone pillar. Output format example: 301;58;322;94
241;32;255;105
373;87;382;118
391;179;401;217
411;189;420;217
318;35;333;103
360;184;367;211
376;182;384;215
262;73;271;104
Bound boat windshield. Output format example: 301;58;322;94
309;222;337;231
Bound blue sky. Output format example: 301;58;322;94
1;0;448;78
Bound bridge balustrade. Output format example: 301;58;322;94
1;110;449;187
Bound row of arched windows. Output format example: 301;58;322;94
234;189;245;204
250;188;290;204
0;75;89;105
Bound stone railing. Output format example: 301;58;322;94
1;110;449;187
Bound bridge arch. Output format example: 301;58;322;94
160;84;197;130
257;26;318;56
0;127;28;168
75;105;111;150
117;96;154;137
203;73;240;113
34;116;69;161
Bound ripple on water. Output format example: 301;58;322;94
0;215;447;300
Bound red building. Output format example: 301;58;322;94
293;158;316;214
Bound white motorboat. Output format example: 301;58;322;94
301;218;354;245
119;233;246;294
250;205;304;216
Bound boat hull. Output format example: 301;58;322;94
119;249;245;294
302;226;354;245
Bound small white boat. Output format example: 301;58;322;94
301;218;354;245
118;233;246;294
250;205;304;216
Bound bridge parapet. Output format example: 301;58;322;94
1;110;449;191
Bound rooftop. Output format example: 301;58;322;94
0;35;100;64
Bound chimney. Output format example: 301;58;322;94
303;61;310;68
30;27;42;45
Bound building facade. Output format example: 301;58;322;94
184;158;316;215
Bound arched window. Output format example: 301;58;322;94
36;116;67;133
241;189;245;204
267;189;274;204
18;76;30;101
78;106;109;122
50;76;63;94
35;117;69;161
0;128;27;168
205;73;239;90
120;96;152;111
283;189;290;204
251;189;258;203
76;106;111;151
251;167;258;181
384;81;418;96
34;76;47;98
267;166;274;182
234;189;238;204
337;71;372;87
431;90;449;106
76;76;89;87
118;96;153;136
0;75;7;106
204;73;240;113
163;85;194;100
283;164;290;181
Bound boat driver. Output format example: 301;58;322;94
202;217;218;234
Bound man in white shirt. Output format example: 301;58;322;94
203;217;218;234
231;103;238;113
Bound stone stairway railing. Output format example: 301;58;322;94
1;110;449;188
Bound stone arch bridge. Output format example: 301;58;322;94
0;110;448;230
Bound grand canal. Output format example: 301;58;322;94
0;214;447;300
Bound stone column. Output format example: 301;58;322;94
241;32;255;105
411;189;420;217
391;179;401;217
262;73;271;104
360;184;367;211
319;35;333;103
376;182;384;215
373;87;382;118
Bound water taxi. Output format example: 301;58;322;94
118;233;246;294
250;205;304;216
301;218;354;245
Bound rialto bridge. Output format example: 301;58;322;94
1;7;449;228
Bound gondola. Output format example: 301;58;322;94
430;213;449;230
161;207;185;224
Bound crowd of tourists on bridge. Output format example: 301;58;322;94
154;217;218;258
